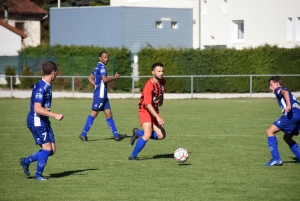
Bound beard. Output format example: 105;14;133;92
154;75;162;81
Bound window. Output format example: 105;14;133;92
286;18;292;42
231;20;244;42
15;22;24;32
171;22;178;29
156;21;163;29
201;0;207;15
296;17;300;41
222;0;227;14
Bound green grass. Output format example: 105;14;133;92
0;98;299;201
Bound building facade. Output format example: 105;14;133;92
50;6;193;53
200;0;300;49
112;0;300;49
0;0;48;50
0;20;26;56
111;0;200;49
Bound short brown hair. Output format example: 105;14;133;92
43;61;57;75
269;76;284;86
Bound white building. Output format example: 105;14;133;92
0;20;26;56
0;0;48;51
111;0;300;49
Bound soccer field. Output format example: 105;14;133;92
0;98;299;201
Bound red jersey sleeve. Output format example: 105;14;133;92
143;79;153;106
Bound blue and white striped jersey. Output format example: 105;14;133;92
274;87;300;117
27;79;52;127
92;62;108;99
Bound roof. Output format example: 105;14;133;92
0;0;47;15
0;20;27;38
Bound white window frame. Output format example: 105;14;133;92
156;21;163;29
286;17;292;42
222;0;227;14
201;0;207;15
296;17;300;42
231;20;244;43
171;21;178;29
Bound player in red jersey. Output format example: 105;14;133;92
128;63;166;160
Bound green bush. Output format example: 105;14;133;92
5;66;16;87
138;44;300;92
20;45;132;92
20;66;36;89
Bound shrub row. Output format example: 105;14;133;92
138;44;300;92
4;44;299;92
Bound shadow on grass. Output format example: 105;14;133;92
49;168;99;178
152;153;174;159
283;157;299;164
103;135;130;141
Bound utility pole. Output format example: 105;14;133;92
4;0;8;22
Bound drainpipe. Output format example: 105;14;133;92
4;0;8;22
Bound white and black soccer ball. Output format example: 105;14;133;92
174;148;188;163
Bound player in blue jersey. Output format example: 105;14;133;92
79;51;127;141
265;76;300;166
19;61;64;180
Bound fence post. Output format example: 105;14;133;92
10;76;13;98
132;76;135;98
72;76;75;98
250;75;252;97
191;76;193;98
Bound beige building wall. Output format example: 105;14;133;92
8;19;41;48
201;0;300;49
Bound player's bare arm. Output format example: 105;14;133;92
88;74;95;86
34;102;64;120
282;89;292;112
101;72;120;83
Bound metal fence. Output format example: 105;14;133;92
1;74;299;99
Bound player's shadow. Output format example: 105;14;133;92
103;136;130;141
283;157;299;164
152;153;174;159
49;168;99;178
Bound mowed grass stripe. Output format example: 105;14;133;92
0;98;299;201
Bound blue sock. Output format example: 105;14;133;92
130;138;147;157
289;141;300;160
35;150;51;177
267;136;281;160
81;115;95;136
25;150;41;164
106;117;119;138
150;131;158;140
137;130;144;137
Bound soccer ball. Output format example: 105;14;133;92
174;148;188;163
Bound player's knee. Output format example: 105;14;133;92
266;128;274;137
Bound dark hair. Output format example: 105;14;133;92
43;61;57;75
99;51;108;57
269;76;284;86
152;62;164;70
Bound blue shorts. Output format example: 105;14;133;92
92;98;111;111
29;126;55;145
273;116;300;136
